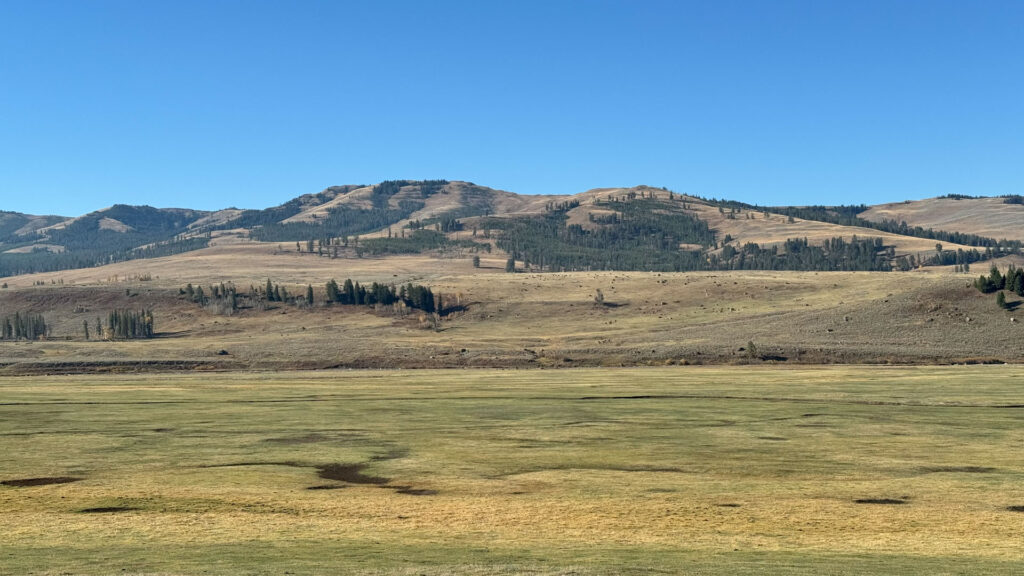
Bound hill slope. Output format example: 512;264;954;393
2;183;1021;278
860;196;1024;242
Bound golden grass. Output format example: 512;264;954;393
861;197;1024;242
1;366;1023;574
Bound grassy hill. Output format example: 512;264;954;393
2;183;1021;279
860;196;1024;242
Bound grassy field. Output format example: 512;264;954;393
1;366;1023;575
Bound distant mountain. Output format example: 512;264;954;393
1;181;1021;278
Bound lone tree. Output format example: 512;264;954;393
505;258;515;273
306;284;314;306
472;255;480;268
997;291;1008;310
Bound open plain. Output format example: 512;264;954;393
1;366;1023;575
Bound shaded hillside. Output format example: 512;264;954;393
0;205;210;277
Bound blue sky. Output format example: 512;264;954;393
1;0;1022;215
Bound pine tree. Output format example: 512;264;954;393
505;258;515;273
306;284;314;306
83;320;90;340
326;279;339;303
472;255;481;268
997;291;1008;310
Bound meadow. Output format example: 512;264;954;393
1;366;1023;575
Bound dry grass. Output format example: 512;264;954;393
1;366;1022;574
861;197;1024;242
0;246;1021;372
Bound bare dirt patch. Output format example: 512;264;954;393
316;463;389;485
1;476;82;487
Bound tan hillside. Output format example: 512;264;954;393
1;237;1020;373
860;196;1024;242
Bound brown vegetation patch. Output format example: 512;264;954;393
855;498;909;505
316;463;389;485
78;506;139;513
391;486;438;496
263;433;335;445
1;476;82;487
920;466;997;474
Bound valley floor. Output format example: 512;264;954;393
1;366;1022;575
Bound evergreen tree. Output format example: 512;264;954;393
326;279;339;303
997;291;1008;310
306;284;314;306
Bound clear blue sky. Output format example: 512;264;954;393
2;0;1022;216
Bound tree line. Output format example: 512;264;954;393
0;312;47;340
183;278;448;316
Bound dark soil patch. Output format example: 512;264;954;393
152;428;174;433
306;485;346;491
715;503;741;508
1005;505;1024;512
855;498;909;505
202;461;304;468
391;486;438;496
1;476;82;487
920;466;997;474
757;436;788;441
78;506;139;513
316;463;389;485
264;434;334;445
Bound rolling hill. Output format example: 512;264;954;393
1;181;1021;279
860;195;1024;242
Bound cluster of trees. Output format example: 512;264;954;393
181;277;444;316
974;265;1024;296
0;312;48;340
325;279;438;313
183;280;310;314
491;200;892;272
490;199;715;272
710;237;892;271
104;309;155;339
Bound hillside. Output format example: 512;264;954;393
860;196;1024;242
1;182;1021;279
